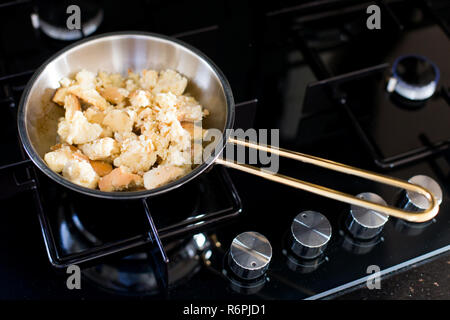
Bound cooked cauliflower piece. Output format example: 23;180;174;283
68;85;109;110
181;122;205;164
46;68;209;191
57;111;103;145
103;109;133;133
129;89;152;108
177;104;205;122
114;131;138;143
44;146;76;173
153;69;188;95
75;69;97;88
44;143;99;188
79;137;119;161
62;158;99;189
97;71;125;88
155;92;177;110
175;96;207;122
59;77;73;88
162;146;191;166
113;135;157;173
143;165;187;190
140;69;158;90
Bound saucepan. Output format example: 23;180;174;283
18;31;438;222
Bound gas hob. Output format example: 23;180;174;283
0;0;449;300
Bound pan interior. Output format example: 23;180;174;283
20;33;232;198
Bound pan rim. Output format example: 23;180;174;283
17;31;235;200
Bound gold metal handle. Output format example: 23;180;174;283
216;137;439;223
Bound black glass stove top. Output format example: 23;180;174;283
0;0;449;300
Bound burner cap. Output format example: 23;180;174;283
33;1;103;41
396;56;437;86
387;55;440;101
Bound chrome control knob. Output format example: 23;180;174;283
290;211;331;259
400;175;442;212
228;231;272;280
346;192;389;240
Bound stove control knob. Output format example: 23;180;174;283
346;192;389;240
400;175;442;212
290;211;332;259
228;231;272;280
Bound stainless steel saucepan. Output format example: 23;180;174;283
18;31;439;222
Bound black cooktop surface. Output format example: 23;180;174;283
0;0;449;300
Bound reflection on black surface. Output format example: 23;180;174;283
389;92;428;110
342;66;450;161
82;234;209;295
394;218;434;237
281;229;327;274
284;250;325;274
222;252;267;295
340;232;382;255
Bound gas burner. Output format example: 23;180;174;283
32;1;103;41
387;55;440;101
56;194;151;256
34;164;241;268
82;234;210;295
56;185;200;254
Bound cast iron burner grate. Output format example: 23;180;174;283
284;0;450;168
0;63;249;289
35;165;243;269
0;3;258;291
0;73;245;292
0;1;263;276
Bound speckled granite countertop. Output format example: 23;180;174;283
337;252;450;300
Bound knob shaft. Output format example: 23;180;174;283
346;192;388;240
290;211;331;259
228;231;272;280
